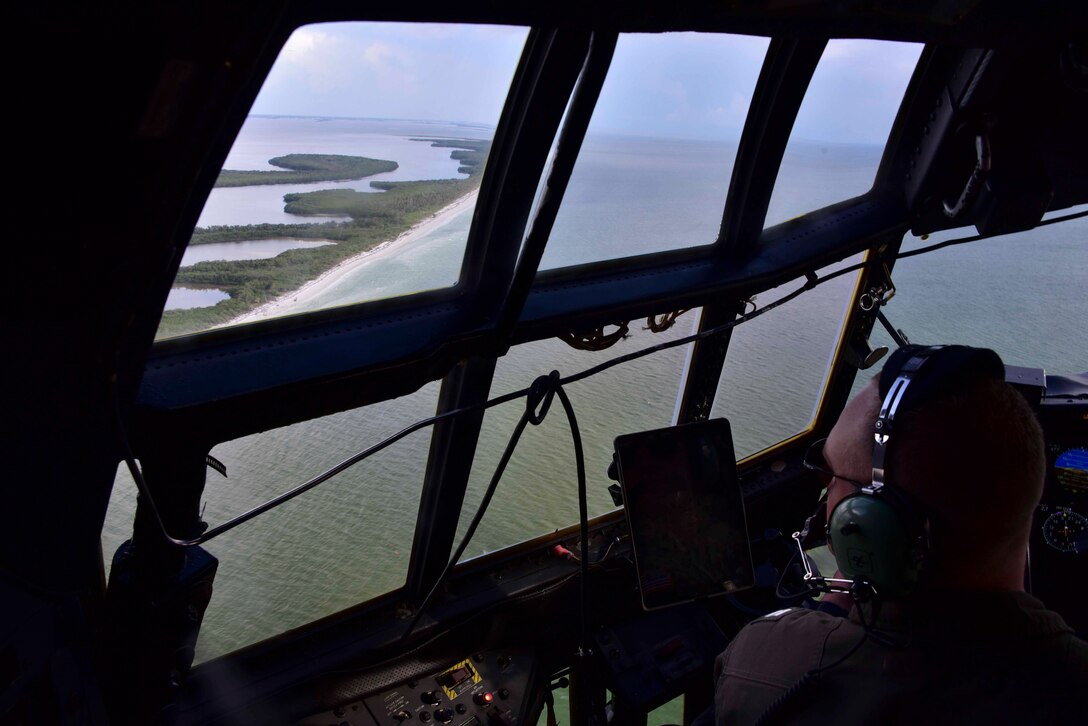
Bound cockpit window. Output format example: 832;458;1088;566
712;256;865;457
864;208;1088;376
764;39;923;228
455;311;701;561
536;33;770;272
156;22;529;340
103;385;441;661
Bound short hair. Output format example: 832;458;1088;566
889;377;1045;567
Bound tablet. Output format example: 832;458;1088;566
614;419;754;610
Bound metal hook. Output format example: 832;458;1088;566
943;132;992;219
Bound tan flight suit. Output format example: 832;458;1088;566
714;591;1088;725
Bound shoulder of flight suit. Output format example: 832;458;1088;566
714;597;1088;725
713;607;857;724
716;607;855;681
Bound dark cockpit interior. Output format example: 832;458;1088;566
6;2;1087;724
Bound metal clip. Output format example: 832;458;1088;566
859;265;898;312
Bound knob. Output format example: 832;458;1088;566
421;691;441;706
394;709;413;722
434;707;454;724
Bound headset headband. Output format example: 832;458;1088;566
871;345;944;491
872;344;1005;491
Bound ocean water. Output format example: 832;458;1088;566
105;118;1087;665
164;287;231;311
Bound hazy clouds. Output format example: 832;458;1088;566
251;22;922;145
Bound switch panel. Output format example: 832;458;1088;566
299;650;536;726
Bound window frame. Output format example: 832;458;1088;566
130;15;933;657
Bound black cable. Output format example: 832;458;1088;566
783;207;1088;298
115;279;814;547
774;549;807;602
554;385;593;661
115;205;1088;548
118;381;533;548
396;373;597;702
591;535;626;565
398;374;554;642
555;384;607;726
897;208;1088;260
561;280;813;388
395;372;603;724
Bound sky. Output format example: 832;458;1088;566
250;22;923;145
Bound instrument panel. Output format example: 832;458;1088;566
1028;373;1087;637
299;650;537;726
1053;447;1088;494
1039;445;1087;554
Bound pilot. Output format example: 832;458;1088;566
712;345;1088;724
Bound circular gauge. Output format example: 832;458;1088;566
1042;510;1088;553
1055;448;1088;492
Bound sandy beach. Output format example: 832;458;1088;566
225;189;479;326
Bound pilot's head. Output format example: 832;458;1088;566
823;352;1046;590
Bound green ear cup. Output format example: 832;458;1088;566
828;493;924;599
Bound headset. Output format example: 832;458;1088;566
817;344;1006;599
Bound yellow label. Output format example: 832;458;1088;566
438;659;481;701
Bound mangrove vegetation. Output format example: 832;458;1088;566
283;179;474;221
215;154;398;187
158;139;488;339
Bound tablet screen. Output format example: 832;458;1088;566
614;419;754;610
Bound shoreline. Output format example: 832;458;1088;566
225;189;478;326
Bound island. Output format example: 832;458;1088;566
215;153;399;187
157;139;489;339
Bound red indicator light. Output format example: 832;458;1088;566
483;692;493;703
